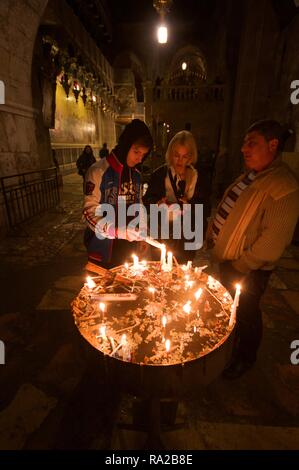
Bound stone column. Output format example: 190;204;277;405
0;0;48;178
227;0;278;181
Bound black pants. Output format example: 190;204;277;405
219;262;272;363
84;227;137;269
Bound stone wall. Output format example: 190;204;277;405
0;0;49;179
225;0;299;183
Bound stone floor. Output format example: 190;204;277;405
0;172;298;450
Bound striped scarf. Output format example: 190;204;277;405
211;171;257;242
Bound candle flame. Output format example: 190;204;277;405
194;325;196;333
162;315;167;328
124;262;129;269
99;302;106;313
148;286;156;294
195;288;203;300
185;280;194;289
235;283;241;292
165;339;170;352
183;301;192;314
121;333;127;345
86;276;96;289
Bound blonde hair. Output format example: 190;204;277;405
165;131;198;166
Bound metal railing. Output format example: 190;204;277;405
0;167;60;228
153;84;224;102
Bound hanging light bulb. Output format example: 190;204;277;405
153;0;172;44
157;25;168;43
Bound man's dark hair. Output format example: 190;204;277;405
246;119;289;152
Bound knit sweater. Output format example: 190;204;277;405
208;158;299;273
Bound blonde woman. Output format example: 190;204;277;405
143;130;211;262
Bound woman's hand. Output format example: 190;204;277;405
157;197;168;206
178;197;188;204
137;241;151;257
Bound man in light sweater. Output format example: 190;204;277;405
207;119;299;379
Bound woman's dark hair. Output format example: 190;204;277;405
246;119;292;152
113;119;153;164
83;145;93;153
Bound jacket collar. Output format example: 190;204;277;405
107;152;123;173
252;155;282;180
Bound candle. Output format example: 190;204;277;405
185;280;194;289
167;252;173;271
183;301;192;314
195;288;203;301
229;283;241;327
207;275;214;289
148;286;156;300
121;333;131;361
99;325;107;340
132;254;139;270
165;339;170;352
109;336;115;351
145;236;163;250
86;276;96;290
99;302;106;321
160;244;166;267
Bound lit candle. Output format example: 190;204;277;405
99;302;106;321
207;275;214;289
160;244;166;267
162;315;167;328
167;252;173;271
148;286;156;300
195;288;203;301
183;301;192;314
229;283;241;327
124;262;129;270
165;339;170;352
132;254;139;270
185;280;194;289
86;276;96;290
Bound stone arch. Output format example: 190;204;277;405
165;45;207;85
113;51;146;101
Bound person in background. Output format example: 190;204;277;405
83;119;153;268
143;130;211;263
206;119;299;379
76;145;96;185
99;142;109;159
